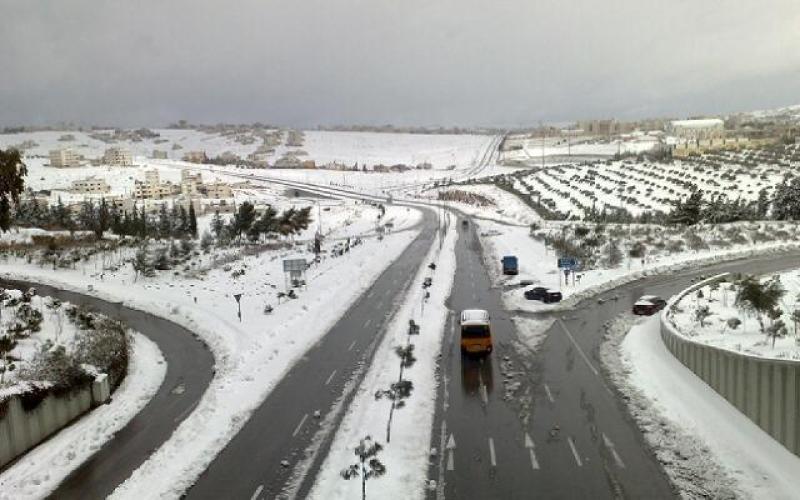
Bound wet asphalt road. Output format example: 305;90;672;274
0;278;214;500
186;209;439;500
429;219;800;500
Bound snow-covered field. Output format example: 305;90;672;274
505;141;800;219
501;133;659;164
602;315;800;499
668;271;800;360
0;333;166;499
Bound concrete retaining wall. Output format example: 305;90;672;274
660;273;800;456
0;375;110;469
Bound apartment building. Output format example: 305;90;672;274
203;181;233;199
103;147;133;166
181;170;203;197
134;169;179;199
182;150;208;163
49;148;81;168
71;176;110;194
152;149;169;159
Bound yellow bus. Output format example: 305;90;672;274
460;309;492;355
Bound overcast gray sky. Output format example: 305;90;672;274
1;0;799;128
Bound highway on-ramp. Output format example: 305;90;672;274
0;278;215;500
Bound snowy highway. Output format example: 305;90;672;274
428;215;800;499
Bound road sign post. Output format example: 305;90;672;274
233;293;243;322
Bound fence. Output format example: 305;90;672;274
660;273;800;456
0;375;110;469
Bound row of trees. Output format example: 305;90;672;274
13;198;199;240
210;202;313;244
13;198;313;245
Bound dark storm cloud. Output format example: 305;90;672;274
1;0;798;127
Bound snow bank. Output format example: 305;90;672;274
0;332;166;499
603;315;800;498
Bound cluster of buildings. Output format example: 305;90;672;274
48;147;133;167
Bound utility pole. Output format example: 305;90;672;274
540;120;545;169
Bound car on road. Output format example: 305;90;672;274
633;295;667;315
460;309;492;355
501;255;519;275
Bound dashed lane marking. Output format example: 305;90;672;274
325;370;337;386
567;436;583;467
544;383;555;403
292;413;308;437
525;433;540;470
347;340;357;351
364;318;372;328
488;437;497;468
558;319;599;377
603;433;626;469
250;484;264;500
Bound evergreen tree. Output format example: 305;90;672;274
0;148;27;232
188;203;198;238
755;188;770;220
158;204;171;239
179;205;188;235
231;201;256;240
211;210;225;239
95;198;111;238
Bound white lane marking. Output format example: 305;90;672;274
367;290;375;299
347;340;357;351
567;436;583;467
478;370;488;405
250;484;264;500
292;413;308;437
325;369;337;386
488;437;497;467
544;384;555;403
558;319;599;377
524;433;540;470
446;434;456;471
603;433;626;468
436;421;448;500
364;318;372;328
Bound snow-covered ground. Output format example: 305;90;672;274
668;271;800;360
0;289;84;384
502;134;658;164
0;202;423;498
309;214;456;499
602;315;800;499
430;185;800;313
419;185;541;226
0;333;166;499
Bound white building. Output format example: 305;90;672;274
668;118;725;140
49;148;81;168
104;147;133;166
134;169;178;199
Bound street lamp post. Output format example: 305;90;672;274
233;293;243;322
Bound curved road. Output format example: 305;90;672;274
0;278;215;500
428;216;800;499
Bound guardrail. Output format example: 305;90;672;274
660;273;800;456
0;375;110;469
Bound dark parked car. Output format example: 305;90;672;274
524;287;562;303
543;289;562;303
632;295;667;315
524;287;548;300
